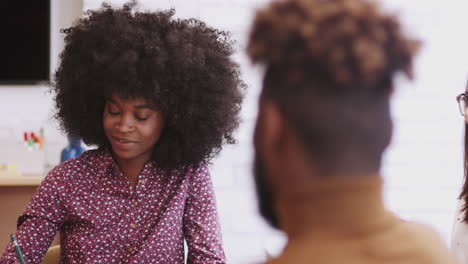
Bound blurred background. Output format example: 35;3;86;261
1;0;468;263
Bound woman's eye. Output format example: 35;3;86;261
135;116;149;121
108;109;120;116
106;103;120;115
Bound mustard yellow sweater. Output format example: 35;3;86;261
268;176;457;264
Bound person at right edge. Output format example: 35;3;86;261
246;0;457;263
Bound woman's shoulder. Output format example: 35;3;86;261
45;149;110;182
164;163;211;185
184;163;212;186
452;199;468;263
176;162;209;177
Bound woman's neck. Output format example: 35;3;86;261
112;152;151;187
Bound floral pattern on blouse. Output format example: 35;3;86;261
0;149;225;264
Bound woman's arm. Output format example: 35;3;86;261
0;168;65;264
183;165;226;264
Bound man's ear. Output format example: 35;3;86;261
255;99;287;160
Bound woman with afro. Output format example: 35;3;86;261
0;2;243;264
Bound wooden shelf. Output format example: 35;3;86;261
0;173;44;186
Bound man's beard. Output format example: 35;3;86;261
253;153;280;229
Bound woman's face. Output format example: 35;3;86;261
103;94;164;163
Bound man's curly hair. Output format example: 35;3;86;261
248;0;420;174
248;0;420;93
52;1;244;169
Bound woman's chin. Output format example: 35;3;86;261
111;147;137;161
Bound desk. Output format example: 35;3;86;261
0;175;45;248
0;174;45;186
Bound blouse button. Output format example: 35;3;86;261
133;201;139;207
140;179;147;185
130;223;137;229
128;247;135;253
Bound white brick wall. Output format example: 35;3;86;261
380;0;468;243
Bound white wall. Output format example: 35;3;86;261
381;0;468;244
2;0;468;263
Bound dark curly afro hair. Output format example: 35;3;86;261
52;1;245;169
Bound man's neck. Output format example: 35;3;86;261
275;174;393;240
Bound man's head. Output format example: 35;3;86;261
247;0;420;229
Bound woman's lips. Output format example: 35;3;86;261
111;136;137;149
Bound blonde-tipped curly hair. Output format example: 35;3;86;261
248;0;420;91
248;0;420;174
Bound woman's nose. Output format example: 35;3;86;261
116;114;135;132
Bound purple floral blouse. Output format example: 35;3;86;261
0;149;225;264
